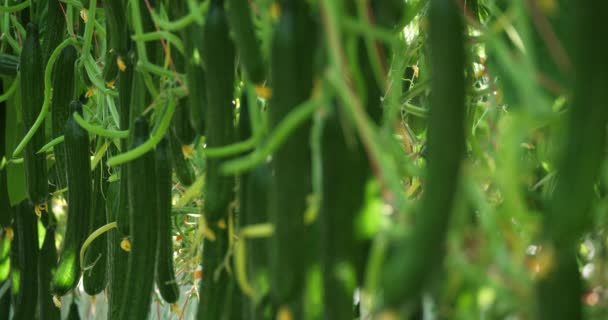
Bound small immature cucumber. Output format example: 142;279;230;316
13;201;39;320
50;45;78;191
38;227;60;320
20;23;48;206
119;117;159;320
154;136;180;304
168;129;194;187
83;156;109;296
52;101;92;296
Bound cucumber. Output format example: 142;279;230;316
537;3;608;320
166;10;196;145
50;45;78;191
382;0;466;308
104;0;129;57
154;136;180;304
168;129;194;187
226;0;266;84
1;90;13;227
318;102;367;319
0;53;18;76
83;156;108;296
20;23;48;206
119;117;159;320
268;1;316;313
244;162;272;319
38;227;60;320
43;0;67;62
198;1;236;319
174;0;207;135
52;101;92;296
107;173;128;320
12;201;39;320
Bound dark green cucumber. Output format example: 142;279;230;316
119;117;159;320
198;0;236;318
268;1;316;313
83;157;109;295
104;0;129;57
107;174;128;320
1;89;13;227
319;103;367;320
244;162;272;320
537;3;608;320
103;49;120;85
382;0;466;308
0;53;18;76
50;45;77;191
154;136;180;304
226;0;266;84
168;129;194;187
174;0;207;135
43;0;67;62
38;227;60;320
52;101;92;296
12;201;39;320
20;23;48;206
166;7;196;145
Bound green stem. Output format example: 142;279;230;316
0;75;18;103
79;222;118;271
221;98;321;175
73;112;128;138
131;31;185;54
0;1;28;13
37;135;65;154
106;96;177;167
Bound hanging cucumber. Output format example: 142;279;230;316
198;0;236;319
38;227;60;320
154;136;180;304
52;101;92;296
537;3;608;320
83;156;109;296
268;0;316;314
118;117;159;320
12;201;39;320
50;45;77;191
226;0;266;84
43;0;67;62
104;0;129;57
20;23;48;206
382;0;466;308
167;7;196;145
1;88;13;228
174;0;207;135
168;129;195;187
318;102;367;320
